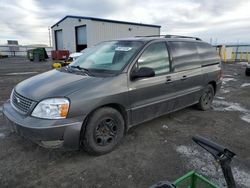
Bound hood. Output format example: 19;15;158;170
15;69;104;101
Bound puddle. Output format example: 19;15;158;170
241;83;250;88
176;145;250;187
4;72;38;76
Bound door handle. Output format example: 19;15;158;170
181;75;188;80
165;76;173;84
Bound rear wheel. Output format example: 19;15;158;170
197;84;214;111
82;107;124;155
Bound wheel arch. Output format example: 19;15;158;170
79;103;129;146
208;81;216;94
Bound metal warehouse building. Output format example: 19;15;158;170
51;15;161;52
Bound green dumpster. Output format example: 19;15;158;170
27;48;48;61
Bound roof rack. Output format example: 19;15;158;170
135;35;166;38
164;35;202;41
135;34;202;41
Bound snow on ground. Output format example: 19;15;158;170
213;100;249;113
238;62;248;66
220;88;230;94
241;83;250;88
222;78;237;85
215;96;225;100
0;133;6;139
223;74;233;77
241;114;250;124
213;100;250;124
176;145;250;187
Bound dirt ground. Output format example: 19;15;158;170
0;57;250;188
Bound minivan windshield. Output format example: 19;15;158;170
70;41;144;74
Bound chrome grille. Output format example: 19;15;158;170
11;90;34;114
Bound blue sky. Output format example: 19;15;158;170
0;0;250;45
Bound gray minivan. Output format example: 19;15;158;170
3;35;223;155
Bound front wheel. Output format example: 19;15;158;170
197;84;215;111
82;107;125;155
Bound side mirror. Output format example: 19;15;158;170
131;67;155;80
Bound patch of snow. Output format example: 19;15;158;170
241;83;250;88
241;114;250;124
213;100;249;113
220;89;230;94
222;78;237;85
232;167;250;187
176;145;250;188
216;96;225;100
223;74;234;78
0;133;5;139
238;62;248;66
162;124;168;129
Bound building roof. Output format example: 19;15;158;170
51;15;161;29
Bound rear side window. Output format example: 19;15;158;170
169;41;200;72
196;42;219;66
137;42;170;75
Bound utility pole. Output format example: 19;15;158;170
48;26;51;47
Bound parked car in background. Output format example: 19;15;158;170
246;62;250;76
3;35;222;155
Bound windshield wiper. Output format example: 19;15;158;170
69;65;93;76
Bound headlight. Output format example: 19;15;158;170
32;98;69;119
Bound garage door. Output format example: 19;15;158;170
75;25;87;52
55;30;63;50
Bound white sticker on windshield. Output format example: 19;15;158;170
115;47;132;51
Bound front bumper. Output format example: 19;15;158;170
3;100;84;150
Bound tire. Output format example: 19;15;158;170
197;84;215;111
246;69;250;76
82;107;125;155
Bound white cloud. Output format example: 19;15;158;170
0;0;249;45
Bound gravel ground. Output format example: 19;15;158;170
0;57;250;188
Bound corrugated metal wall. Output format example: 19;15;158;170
51;17;160;53
88;21;160;47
